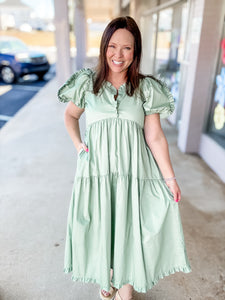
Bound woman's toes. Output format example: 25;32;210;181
101;289;110;297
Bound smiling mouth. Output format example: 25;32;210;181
112;60;123;65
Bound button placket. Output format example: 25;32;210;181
115;95;120;117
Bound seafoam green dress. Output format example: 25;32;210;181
58;68;191;293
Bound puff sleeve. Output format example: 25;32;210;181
57;68;93;109
142;77;175;118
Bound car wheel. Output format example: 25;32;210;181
1;66;16;84
37;72;46;81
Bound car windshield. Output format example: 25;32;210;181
0;39;28;53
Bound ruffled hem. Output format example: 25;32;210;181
145;102;175;119
64;265;192;293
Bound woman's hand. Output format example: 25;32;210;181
77;142;89;153
165;179;181;202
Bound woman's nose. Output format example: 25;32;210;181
114;48;123;58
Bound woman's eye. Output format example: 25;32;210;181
109;45;115;48
125;47;131;50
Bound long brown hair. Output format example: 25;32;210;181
93;16;161;96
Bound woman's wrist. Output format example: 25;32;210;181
163;176;176;182
74;141;83;152
77;145;82;150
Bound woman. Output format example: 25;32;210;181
58;16;191;300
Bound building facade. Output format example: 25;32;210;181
130;0;225;182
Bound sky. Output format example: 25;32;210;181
0;0;54;19
22;0;54;19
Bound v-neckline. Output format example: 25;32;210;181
114;90;119;101
105;80;126;92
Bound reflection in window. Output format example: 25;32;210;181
207;24;225;147
154;3;188;105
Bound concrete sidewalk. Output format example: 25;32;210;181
0;76;225;300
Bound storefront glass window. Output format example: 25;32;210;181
207;20;225;147
155;8;173;75
154;2;188;105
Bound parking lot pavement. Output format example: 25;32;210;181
0;64;55;129
0;75;225;299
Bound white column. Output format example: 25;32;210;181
74;0;86;70
113;0;122;17
54;0;71;85
140;15;155;75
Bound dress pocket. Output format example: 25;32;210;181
78;148;86;158
162;180;175;201
78;148;89;161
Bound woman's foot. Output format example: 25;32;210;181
99;285;117;299
115;291;133;300
115;285;133;300
99;268;117;299
101;290;111;297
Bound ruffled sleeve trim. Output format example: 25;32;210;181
142;76;175;119
57;68;93;108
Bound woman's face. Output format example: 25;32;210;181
106;29;134;77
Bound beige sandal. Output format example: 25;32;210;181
99;282;117;300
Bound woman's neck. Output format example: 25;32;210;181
107;72;127;89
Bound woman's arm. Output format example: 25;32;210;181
64;101;88;153
144;113;181;202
